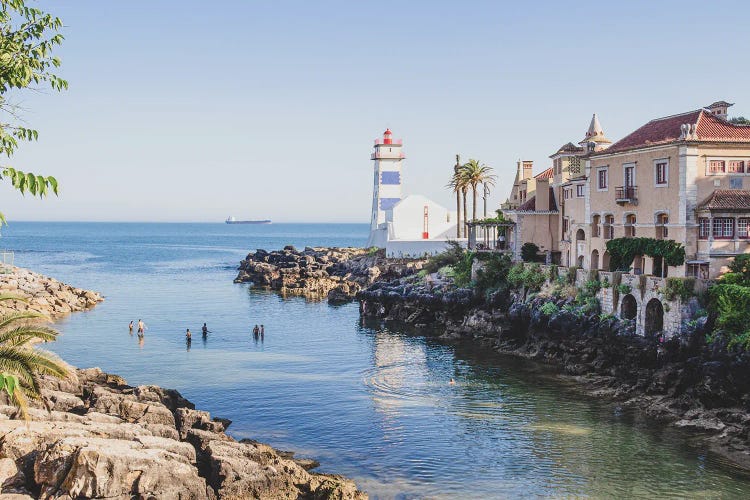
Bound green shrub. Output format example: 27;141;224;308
728;254;750;285
605;237;686;272
601;277;611;288
720;272;746;285
437;266;455;278
599;313;616;321
522;263;546;291
617;284;631;295
508;263;526;288
521;242;541;263
474;253;512;294
708;283;750;350
584;279;601;296
660;277;695;301
539;302;559;316
423;241;466;274
417;269;428;279
452;251;475;287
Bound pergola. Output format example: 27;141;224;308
467;220;517;256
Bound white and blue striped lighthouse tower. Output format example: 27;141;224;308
367;128;405;247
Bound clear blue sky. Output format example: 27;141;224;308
3;0;749;222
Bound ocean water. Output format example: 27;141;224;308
3;221;750;498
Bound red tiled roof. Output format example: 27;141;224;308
600;110;701;154
534;167;554;180
696;111;750;141
517;187;558;212
595;109;750;155
697;190;750;211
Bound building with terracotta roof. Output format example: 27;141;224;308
581;100;750;277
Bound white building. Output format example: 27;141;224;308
367;129;461;257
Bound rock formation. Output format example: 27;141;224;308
0;368;366;499
0;267;103;318
234;246;424;304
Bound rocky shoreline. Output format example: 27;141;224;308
0;266;103;317
234;246;424;304
0;367;365;498
358;277;750;471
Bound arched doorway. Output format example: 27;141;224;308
645;299;664;336
602;251;611;271
591;249;600;270
620;294;637;320
575;229;586;268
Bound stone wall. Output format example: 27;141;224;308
535;264;705;337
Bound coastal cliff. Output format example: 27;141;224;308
358;275;750;470
234;246;424;303
0;367;365;499
0;267;103;317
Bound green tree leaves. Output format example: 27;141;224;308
1;0;66;222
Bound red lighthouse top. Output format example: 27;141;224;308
383;128;392;144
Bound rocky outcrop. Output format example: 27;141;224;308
235;246;424;304
0;368;366;499
0;267;103;318
359;279;750;470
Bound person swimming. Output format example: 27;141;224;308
186;328;192;341
137;319;145;334
128;321;134;333
202;323;210;336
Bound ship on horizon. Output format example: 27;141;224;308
225;216;272;225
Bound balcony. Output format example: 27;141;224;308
615;186;638;204
371;152;406;160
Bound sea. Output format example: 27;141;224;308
2;221;750;498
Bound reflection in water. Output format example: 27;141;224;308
11;222;750;499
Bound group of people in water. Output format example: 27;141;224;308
128;320;266;347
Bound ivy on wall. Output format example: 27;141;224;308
604;238;686;273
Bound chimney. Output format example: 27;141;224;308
536;178;550;211
522;160;533;180
705;101;734;121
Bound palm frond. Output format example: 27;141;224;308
0;294;28;304
0;312;46;331
0;325;59;346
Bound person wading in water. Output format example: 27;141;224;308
202;323;210;337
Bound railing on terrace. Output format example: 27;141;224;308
615;186;638;203
374;138;403;146
371;152;406;160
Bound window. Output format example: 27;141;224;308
699;218;710;240
655;161;668;186
576;184;584;197
569;156;581;174
592;215;601;237
656;213;668;239
709;160;726;174
625;214;636;237
739;218;750;239
563;189;570;200
713;217;734;239
562;218;569;235
728;160;745;173
597;168;608;190
604;215;614;240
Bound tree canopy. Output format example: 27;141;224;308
0;0;66;223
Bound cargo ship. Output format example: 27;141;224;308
225;216;272;225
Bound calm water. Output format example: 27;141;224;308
2;222;750;498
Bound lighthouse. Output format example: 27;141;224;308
367;128;405;247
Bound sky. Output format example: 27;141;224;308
2;0;750;223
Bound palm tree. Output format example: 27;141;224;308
0;295;71;419
462;159;496;222
447;165;467;238
453;154;462;238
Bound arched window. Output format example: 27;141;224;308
604;214;615;240
592;215;601;238
656;213;668;239
576;229;586;241
625;214;637;237
591;249;600;270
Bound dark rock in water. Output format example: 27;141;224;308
235;246;425;304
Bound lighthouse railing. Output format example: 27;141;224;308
373;138;403;146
